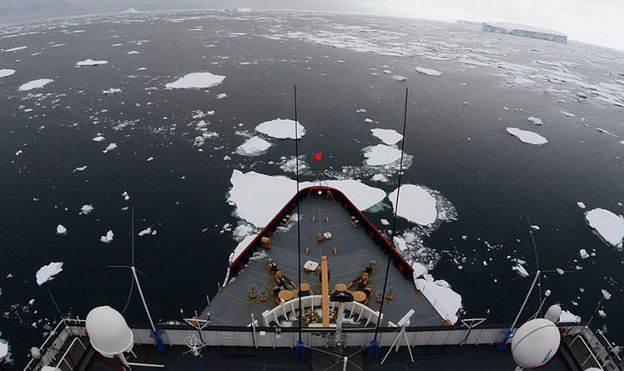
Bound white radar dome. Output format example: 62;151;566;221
511;318;560;369
544;304;562;323
86;306;133;358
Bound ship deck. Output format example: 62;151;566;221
82;343;573;370
202;191;443;327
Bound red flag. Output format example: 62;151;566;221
314;152;322;161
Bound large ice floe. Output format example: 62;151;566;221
227;170;385;228
35;262;64;286
506;127;548;145
0;69;15;78
165;72;225;89
363;144;402;166
370;128;403;145
585;208;624;248
255;119;305;139
76;59;108;66
235;136;272;156
388;185;437;226
18;79;53;91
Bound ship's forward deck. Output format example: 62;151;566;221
203;190;443;327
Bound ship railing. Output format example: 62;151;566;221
576;326;622;371
260;295;382;327
53;337;87;371
570;334;605;370
23;319;87;371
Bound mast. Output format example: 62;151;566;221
294;85;303;345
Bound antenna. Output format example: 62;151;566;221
526;214;542;312
293;85;304;355
371;88;409;352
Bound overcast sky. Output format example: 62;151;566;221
1;0;622;51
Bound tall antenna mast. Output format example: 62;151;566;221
371;88;409;353
294;85;304;353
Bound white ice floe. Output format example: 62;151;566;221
370;128;403;145
18;79;53;91
527;116;543;126
506;127;548;145
579;249;589;259
585;208;624;248
0;340;7;359
392;75;407;81
92;135;105;142
103;143;117;153
380;218;389;226
103;88;122;95
415;67;442;76
363;144;401;166
100;230;114;243
414;274;462;324
74;165;87;172
35;262;63;286
76;59;108;66
127;51;139;55
388;185;437;226
559;310;581;323
364;118;374;124
216;93;227;99
513;264;530;278
255;119;305;139
601;289;612;300
138;227;156;236
227;170;385;228
577;202;586;209
56;224;67;235
0;69;16;78
122;191;130;201
165;72;225;89
235;136;272;156
79;204;94;215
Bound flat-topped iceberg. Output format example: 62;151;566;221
363;144;401;166
415;67;442;76
506;127;548;145
236;136;272;156
36;262;64;286
255;119;305;139
370;128;403;145
165;72;225;89
0;69;15;78
585;208;624;248
19;79;54;91
388;184;437;226
76;59;108;66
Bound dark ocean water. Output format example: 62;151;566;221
1;10;623;368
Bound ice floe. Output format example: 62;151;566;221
255;119;305;139
79;205;94;215
76;59;108;66
413;274;462;324
103;143;117;153
138;227;156;236
506;127;548;145
4;46;27;52
512;263;530;278
103;88;122;95
363;144;401;166
577;202;586;209
601;289;612;300
392;75;407;81
370;128;403;145
0;340;7;359
18;79;54;91
0;69;15;78
388;185;437;226
100;230;114;244
235;136;272;156
579;249;589;259
216;93;227;99
56;224;67;235
35;262;64;286
585;208;624;248
527;116;543;126
165;72;225;89
415;67;442;76
92;135;105;142
559;310;581;323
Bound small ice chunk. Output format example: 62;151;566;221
561;111;575;117
19;78;54;91
556;268;564;275
122;191;130;201
92;135;105;142
147;157;154;162
35;262;64;285
79;204;94;215
236;136;272;156
138;227;153;236
513;264;529;278
0;340;8;359
100;230;114;243
56;224;67;235
601;289;611;300
585;208;624;248
356;108;367;113
380;218;389;226
577;202;586;209
363;144;401;166
216;93;227;99
0;69;16;78
531;225;540;231
103;88;122;95
74;165;87;172
364;118;374;124
165;72;225;89
76;59;108;66
255;119;305;139
527;116;543;126
127;50;140;55
392;75;407;81
370;128;403;145
4;46;27;52
103;143;117;153
506;127;548;145
579;249;589;259
415;67;442;76
559;310;581;323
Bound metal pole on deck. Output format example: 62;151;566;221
293;84;306;359
370;88;409;358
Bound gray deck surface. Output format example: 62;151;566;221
204;193;443;327
83;344;572;370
